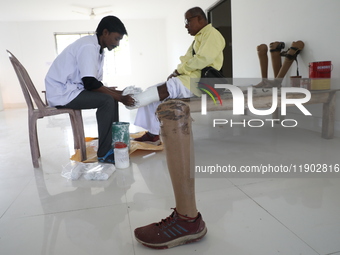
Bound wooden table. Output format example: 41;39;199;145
180;88;340;139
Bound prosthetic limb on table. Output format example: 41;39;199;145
255;40;304;88
254;44;268;88
270;41;285;77
258;44;268;79
255;41;285;88
276;40;304;79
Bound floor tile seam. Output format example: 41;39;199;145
2;203;124;221
228;179;275;188
195;182;238;196
325;251;340;255
235;185;321;255
125;203;137;255
120;176;138;255
125;192;175;206
0;175;34;219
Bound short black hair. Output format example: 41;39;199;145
187;7;207;21
96;16;128;36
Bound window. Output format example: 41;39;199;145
54;32;131;79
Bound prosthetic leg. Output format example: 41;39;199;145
276;40;304;79
255;41;285;88
156;100;197;217
134;99;207;249
254;44;268;88
270;41;285;77
255;41;304;88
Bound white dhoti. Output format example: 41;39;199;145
134;77;194;135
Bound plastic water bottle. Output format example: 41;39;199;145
114;142;129;169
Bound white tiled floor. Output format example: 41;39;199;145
0;106;340;255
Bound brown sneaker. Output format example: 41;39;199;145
134;208;207;249
134;132;160;145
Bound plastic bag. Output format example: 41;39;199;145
62;161;115;181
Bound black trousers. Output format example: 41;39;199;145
60;90;119;157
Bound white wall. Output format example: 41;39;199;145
231;0;340;136
0;0;217;109
164;0;340;136
0;19;168;108
165;0;220;70
1;0;340;136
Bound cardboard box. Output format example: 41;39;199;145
310;78;331;90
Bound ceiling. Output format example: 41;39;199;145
0;0;177;22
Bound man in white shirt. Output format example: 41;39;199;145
45;16;134;163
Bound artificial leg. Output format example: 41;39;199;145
134;100;207;249
258;44;268;79
276;40;304;79
156;100;197;217
254;44;268;88
270;41;285;77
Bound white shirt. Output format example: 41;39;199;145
45;35;104;107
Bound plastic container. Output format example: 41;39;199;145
300;78;311;90
114;142;129;169
112;122;130;148
309;61;332;90
290;76;301;87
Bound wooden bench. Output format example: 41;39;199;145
180;88;340;139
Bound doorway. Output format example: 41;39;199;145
207;0;232;78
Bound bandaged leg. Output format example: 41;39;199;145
156;100;197;217
276;40;304;79
134;102;162;135
254;44;269;88
134;78;194;135
126;86;160;110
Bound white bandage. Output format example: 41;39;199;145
126;86;160;110
122;85;143;96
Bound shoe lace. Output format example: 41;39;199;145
155;210;176;227
155;208;197;228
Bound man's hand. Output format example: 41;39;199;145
167;70;180;80
120;94;135;107
93;86;134;106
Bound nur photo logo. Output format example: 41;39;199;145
197;81;223;107
197;81;312;128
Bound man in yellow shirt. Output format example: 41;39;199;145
129;6;225;144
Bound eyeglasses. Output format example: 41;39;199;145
185;15;198;25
